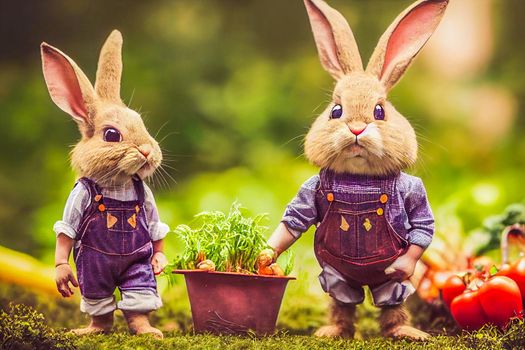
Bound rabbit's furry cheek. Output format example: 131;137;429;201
117;149;147;175
305;117;354;170
304;108;418;176
70;141;137;186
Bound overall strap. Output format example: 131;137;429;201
75;177;102;242
77;177;102;200
132;177;146;204
319;168;333;193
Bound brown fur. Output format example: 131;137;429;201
314;300;356;338
41;31;162;187
123;311;163;339
71;312;113;335
304;72;417;176
304;0;363;79
302;0;448;177
379;305;429;340
95;30;124;103
303;0;449;341
379;304;410;337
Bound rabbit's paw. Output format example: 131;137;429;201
314;325;353;338
389;325;430;341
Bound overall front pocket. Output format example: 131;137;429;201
339;210;383;260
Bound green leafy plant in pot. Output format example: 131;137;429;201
165;202;295;335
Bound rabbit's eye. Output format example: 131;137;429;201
374;104;385;120
103;128;122;142
330;104;343;119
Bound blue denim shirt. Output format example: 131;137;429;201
282;171;434;249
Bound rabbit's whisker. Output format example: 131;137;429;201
155;121;171;139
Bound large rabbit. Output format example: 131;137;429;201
258;0;449;340
42;31;169;338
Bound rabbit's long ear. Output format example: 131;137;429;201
304;0;363;80
95;30;123;103
366;0;448;92
41;43;95;126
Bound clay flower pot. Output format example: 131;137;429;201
174;270;295;335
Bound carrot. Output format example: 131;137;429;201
197;259;216;271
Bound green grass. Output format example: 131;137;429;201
1;234;523;350
1;297;524;350
3;318;525;350
73;328;525;350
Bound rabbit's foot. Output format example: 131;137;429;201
123;311;163;339
70;325;111;336
314;325;351;338
315;299;356;338
70;313;113;336
379;304;428;340
388;325;430;340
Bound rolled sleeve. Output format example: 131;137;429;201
281;175;320;239
149;221;170;241
53;221;78;240
53;183;90;240
403;178;434;249
143;183;170;241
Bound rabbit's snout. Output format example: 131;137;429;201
137;144;152;159
350;128;365;136
346;122;368;139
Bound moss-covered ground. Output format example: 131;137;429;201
1;281;524;350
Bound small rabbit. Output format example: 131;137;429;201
258;0;449;340
42;30;169;338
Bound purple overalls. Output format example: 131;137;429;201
314;169;407;288
282;169;434;306
73;177;157;300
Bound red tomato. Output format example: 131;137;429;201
442;275;466;307
450;276;523;330
450;290;487;330
477;276;523;328
498;258;525;303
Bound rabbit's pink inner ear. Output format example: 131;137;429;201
305;0;344;76
378;0;448;90
41;45;89;122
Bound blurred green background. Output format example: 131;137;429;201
1;0;525;333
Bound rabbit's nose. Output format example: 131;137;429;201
138;144;152;158
348;123;367;136
350;128;365;136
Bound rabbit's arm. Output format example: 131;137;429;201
151;239;168;275
53;182;90;240
383;175;432;281
55;233;79;297
143;183;170;241
55;233;75;266
142;184;169;274
267;223;297;256
401;176;435;250
268;175;320;256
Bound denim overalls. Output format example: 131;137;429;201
73;177;157;300
315;169;413;306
